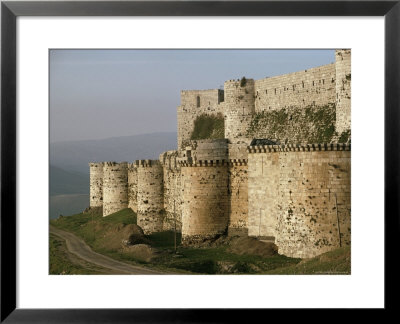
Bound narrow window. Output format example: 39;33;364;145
312;81;314;86
322;79;325;84
266;90;268;94
293;85;295;91
196;96;200;107
302;81;304;88
275;88;276;95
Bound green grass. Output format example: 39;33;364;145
147;230;182;248
49;233;105;274
191;113;224;140
338;130;351;143
50;208;137;247
51;208;349;275
265;247;351;274
164;246;300;274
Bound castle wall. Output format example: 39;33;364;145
128;163;138;212
224;79;255;140
335;49;351;134
227;139;251;236
136;160;164;234
102;162;129;217
180;161;229;243
89;162;103;208
89;51;351;259
248;151;280;239
181;139;228;163
160;151;182;232
248;144;351;258
254;64;336;112
177;89;224;148
228;162;248;236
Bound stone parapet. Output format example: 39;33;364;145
248;143;351;153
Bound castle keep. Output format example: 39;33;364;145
89;50;351;258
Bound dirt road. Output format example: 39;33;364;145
50;225;164;275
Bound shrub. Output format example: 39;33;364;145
191;113;224;140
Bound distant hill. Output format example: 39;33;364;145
50;165;89;196
50;132;177;174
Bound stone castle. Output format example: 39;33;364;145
89;49;351;259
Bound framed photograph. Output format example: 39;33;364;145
1;0;398;321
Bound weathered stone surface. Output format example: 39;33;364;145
89;162;103;207
89;49;351;259
254;63;336;112
181;164;229;243
128;163;138;212
177;89;225;149
335;49;351;134
248;144;351;258
136;160;164;234
224;79;255;141
102;162;128;217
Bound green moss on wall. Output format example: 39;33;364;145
338;130;351;144
247;104;337;144
191;113;225;140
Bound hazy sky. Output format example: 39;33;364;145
50;49;335;143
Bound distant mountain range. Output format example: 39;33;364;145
50;131;177;175
49;132;177;218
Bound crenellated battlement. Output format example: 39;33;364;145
103;161;129;167
88;50;351;258
248;143;351;153
159;151;180;170
135;159;161;168
228;159;248;166
89;162;104;167
177;50;351;147
178;159;229;167
127;162;137;171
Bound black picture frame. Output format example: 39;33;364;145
1;0;399;322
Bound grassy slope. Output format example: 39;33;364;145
49;233;109;275
50;209;350;275
265;247;351;274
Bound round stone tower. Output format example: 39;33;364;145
136;160;164;234
89;162;104;208
224;78;255;140
180;160;230;244
102;162;128;217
